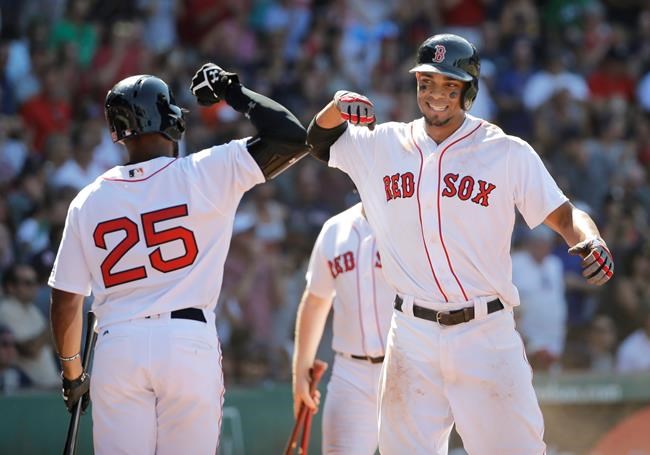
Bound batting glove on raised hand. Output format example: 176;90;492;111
334;90;376;129
568;237;614;285
61;371;91;414
190;63;239;106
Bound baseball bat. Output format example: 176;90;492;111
284;359;328;455
63;311;98;455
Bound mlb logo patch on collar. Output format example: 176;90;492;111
128;167;144;178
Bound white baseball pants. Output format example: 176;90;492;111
90;312;223;455
378;308;545;455
322;354;383;454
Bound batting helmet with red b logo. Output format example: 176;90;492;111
409;34;481;111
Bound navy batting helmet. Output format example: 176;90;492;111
409;34;480;110
105;75;186;143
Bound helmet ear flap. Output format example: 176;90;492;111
462;80;479;111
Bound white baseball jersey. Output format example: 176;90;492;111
48;138;264;330
306;203;393;358
329;114;568;308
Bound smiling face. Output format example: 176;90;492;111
415;72;467;142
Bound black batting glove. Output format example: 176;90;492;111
568;237;614;286
62;371;91;414
190;63;240;106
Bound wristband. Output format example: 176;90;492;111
59;352;81;362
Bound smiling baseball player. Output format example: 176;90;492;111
306;34;614;454
293;201;393;454
49;65;308;454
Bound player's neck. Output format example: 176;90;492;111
124;134;175;164
424;112;466;145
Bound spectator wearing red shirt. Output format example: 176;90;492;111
588;50;636;103
18;64;72;154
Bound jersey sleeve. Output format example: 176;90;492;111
510;140;568;229
305;225;335;300
48;203;93;296
328;124;381;182
185;138;266;214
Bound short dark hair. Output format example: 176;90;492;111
1;263;34;292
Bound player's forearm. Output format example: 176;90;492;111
545;201;602;246
225;84;307;146
292;291;331;377
50;288;85;379
314;100;345;129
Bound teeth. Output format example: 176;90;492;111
426;102;446;111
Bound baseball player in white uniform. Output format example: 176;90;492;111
306;34;614;454
292;202;393;454
48;65;308;454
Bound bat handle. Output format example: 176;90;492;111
300;410;314;455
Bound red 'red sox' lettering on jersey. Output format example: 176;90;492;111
328;251;355;278
383;172;415;201
441;173;497;207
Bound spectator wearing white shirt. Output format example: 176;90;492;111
50;122;104;190
616;303;650;373
0;264;59;388
522;51;589;111
512;225;567;371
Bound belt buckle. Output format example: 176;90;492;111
435;311;446;325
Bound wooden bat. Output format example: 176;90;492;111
63;311;98;455
284;359;328;455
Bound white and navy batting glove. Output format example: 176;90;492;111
568;237;614;285
334;90;376;129
190;63;239;106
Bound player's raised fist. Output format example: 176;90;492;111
334;90;376;129
568;237;614;285
190;63;239;106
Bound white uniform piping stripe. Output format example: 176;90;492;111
351;224;368;355
371;238;384;353
410;123;448;302
103;158;179;182
435;122;483;301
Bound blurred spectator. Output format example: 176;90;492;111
587;49;636;104
439;0;489;48
552;202;601;328
89;20;149;104
616;302;650;373
50;121;104;190
512;225;567;371
609;245;650;341
49;0;98;68
286;162;333;248
523;51;589;112
0;115;29;185
494;37;536;136
551;130;611;211
638;67;650;112
221;212;285;382
563;315;618;372
19;63;72;153
0;325;32;394
240;183;288;252
0;263;59;388
498;0;540;44
138;0;179;55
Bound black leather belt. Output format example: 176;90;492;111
337;352;385;364
171;307;206;323
394;295;503;326
350;354;385;364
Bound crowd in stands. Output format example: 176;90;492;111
1;0;650;392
